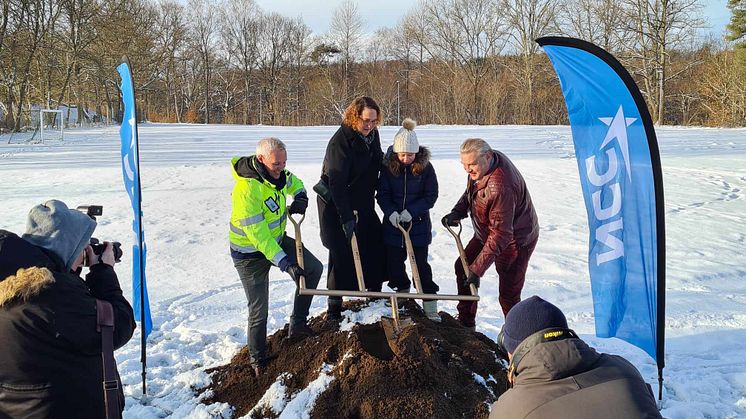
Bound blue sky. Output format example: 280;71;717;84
255;0;732;38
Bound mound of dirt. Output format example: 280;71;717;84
205;300;509;418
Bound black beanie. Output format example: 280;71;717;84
501;295;568;354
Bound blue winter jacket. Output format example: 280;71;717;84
376;146;438;247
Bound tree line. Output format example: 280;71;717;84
1;0;745;132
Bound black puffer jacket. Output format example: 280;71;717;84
0;230;135;419
377;146;438;247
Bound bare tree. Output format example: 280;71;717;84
329;0;364;102
559;0;627;51
285;17;311;125
55;0;112;118
256;12;293;124
505;0;561;124
0;0;10;58
420;0;510;123
154;0;187;122
188;0;217;123
621;0;705;124
1;0;61;130
220;0;261;124
400;8;433;121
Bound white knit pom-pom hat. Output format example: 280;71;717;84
393;118;419;153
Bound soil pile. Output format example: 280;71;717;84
206;300;509;418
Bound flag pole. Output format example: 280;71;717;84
536;36;666;400
119;56;147;395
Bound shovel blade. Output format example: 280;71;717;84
381;315;414;355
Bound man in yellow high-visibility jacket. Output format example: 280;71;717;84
230;137;322;377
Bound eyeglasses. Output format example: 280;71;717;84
361;118;378;126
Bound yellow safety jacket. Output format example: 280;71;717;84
229;156;306;264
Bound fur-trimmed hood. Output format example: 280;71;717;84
0;266;55;307
0;229;59;307
384;145;431;176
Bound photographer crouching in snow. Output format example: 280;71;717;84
0;199;135;419
490;296;662;418
229;137;323;377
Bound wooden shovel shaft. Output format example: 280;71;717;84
351;211;366;292
397;223;423;293
390;295;400;333
288;211;306;289
444;221;478;296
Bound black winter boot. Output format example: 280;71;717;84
326;297;343;321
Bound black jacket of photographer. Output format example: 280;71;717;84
489;337;662;418
0;230;136;419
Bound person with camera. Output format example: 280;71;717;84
442;138;539;330
229;137;323;377
490;296;662;418
0;199;135;419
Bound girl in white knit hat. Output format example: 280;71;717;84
376;118;441;321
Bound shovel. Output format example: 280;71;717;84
350;211;366;293
381;222;417;347
442;219;479;297
287;209;306;289
396;221;424;293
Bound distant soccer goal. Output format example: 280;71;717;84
7;109;64;144
38;109;64;142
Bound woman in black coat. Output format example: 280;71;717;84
317;96;386;319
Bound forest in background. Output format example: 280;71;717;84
1;0;745;131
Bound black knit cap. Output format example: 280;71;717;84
501;295;568;354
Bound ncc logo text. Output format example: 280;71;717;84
584;105;635;265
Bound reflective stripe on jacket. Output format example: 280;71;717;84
229;156;305;264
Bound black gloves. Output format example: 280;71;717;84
279;256;306;283
441;212;461;227
289;192;309;215
342;219;356;241
286;263;307;283
465;272;480;288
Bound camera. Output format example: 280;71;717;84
75;205;123;264
76;205;103;220
90;237;123;263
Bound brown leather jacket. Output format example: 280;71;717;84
451;150;539;277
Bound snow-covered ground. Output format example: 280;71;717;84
1;122;745;418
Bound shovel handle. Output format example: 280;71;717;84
443;220;478;296
350;211;366;292
396;222;423;294
287;209;306;289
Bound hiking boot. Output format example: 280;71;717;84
396;287;411;301
456;315;476;331
327;298;343;322
288;322;314;340
383;287;410;307
423;300;441;323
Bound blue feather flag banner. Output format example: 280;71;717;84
117;60;152;339
536;37;665;369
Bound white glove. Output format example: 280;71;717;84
389;211;400;227
400;209;412;223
